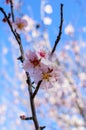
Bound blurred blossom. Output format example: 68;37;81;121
73;45;80;53
33;38;51;50
13;18;28;33
0;104;7;114
13;0;22;10
15;119;21;125
2;46;8;55
43;17;52;25
0;116;6;125
65;23;75;36
82;26;86;32
13;90;19;97
71;115;84;125
22;15;35;32
80;39;86;48
72;127;85;130
32;30;40;38
75;55;80;62
25;33;32;42
78;72;86;81
64;44;71;50
44;4;53;14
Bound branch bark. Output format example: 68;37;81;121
51;4;63;55
32;80;42;99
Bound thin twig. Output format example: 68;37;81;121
32;80;42;99
40;126;46;129
10;0;14;22
0;7;24;62
51;4;63;55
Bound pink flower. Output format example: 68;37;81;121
33;65;61;89
36;49;58;66
38;50;46;58
23;50;61;89
22;15;34;32
23;50;41;73
13;18;28;33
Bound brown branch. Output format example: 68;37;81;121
51;3;63;55
26;72;41;129
32;80;42;99
0;7;15;37
0;7;24;62
40;126;46;129
10;0;14;22
0;7;42;130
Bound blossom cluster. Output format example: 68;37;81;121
23;49;61;89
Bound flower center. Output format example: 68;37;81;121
42;72;51;81
30;58;40;67
17;23;25;30
39;51;46;58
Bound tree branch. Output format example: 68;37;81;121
10;0;14;22
32;80;42;99
26;72;41;129
51;4;63;55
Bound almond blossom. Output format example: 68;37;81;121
13;18;28;33
23;50;61;89
34;65;61;89
22;15;34;32
64;23;74;36
23;50;41;73
44;4;53;14
36;48;58;65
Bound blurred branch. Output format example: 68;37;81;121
64;72;86;122
51;4;63;55
32;80;42;99
10;0;14;22
58;115;86;128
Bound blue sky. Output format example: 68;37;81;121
0;0;86;130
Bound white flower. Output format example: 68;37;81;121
44;4;53;14
65;23;74;36
43;17;52;25
22;15;34;32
